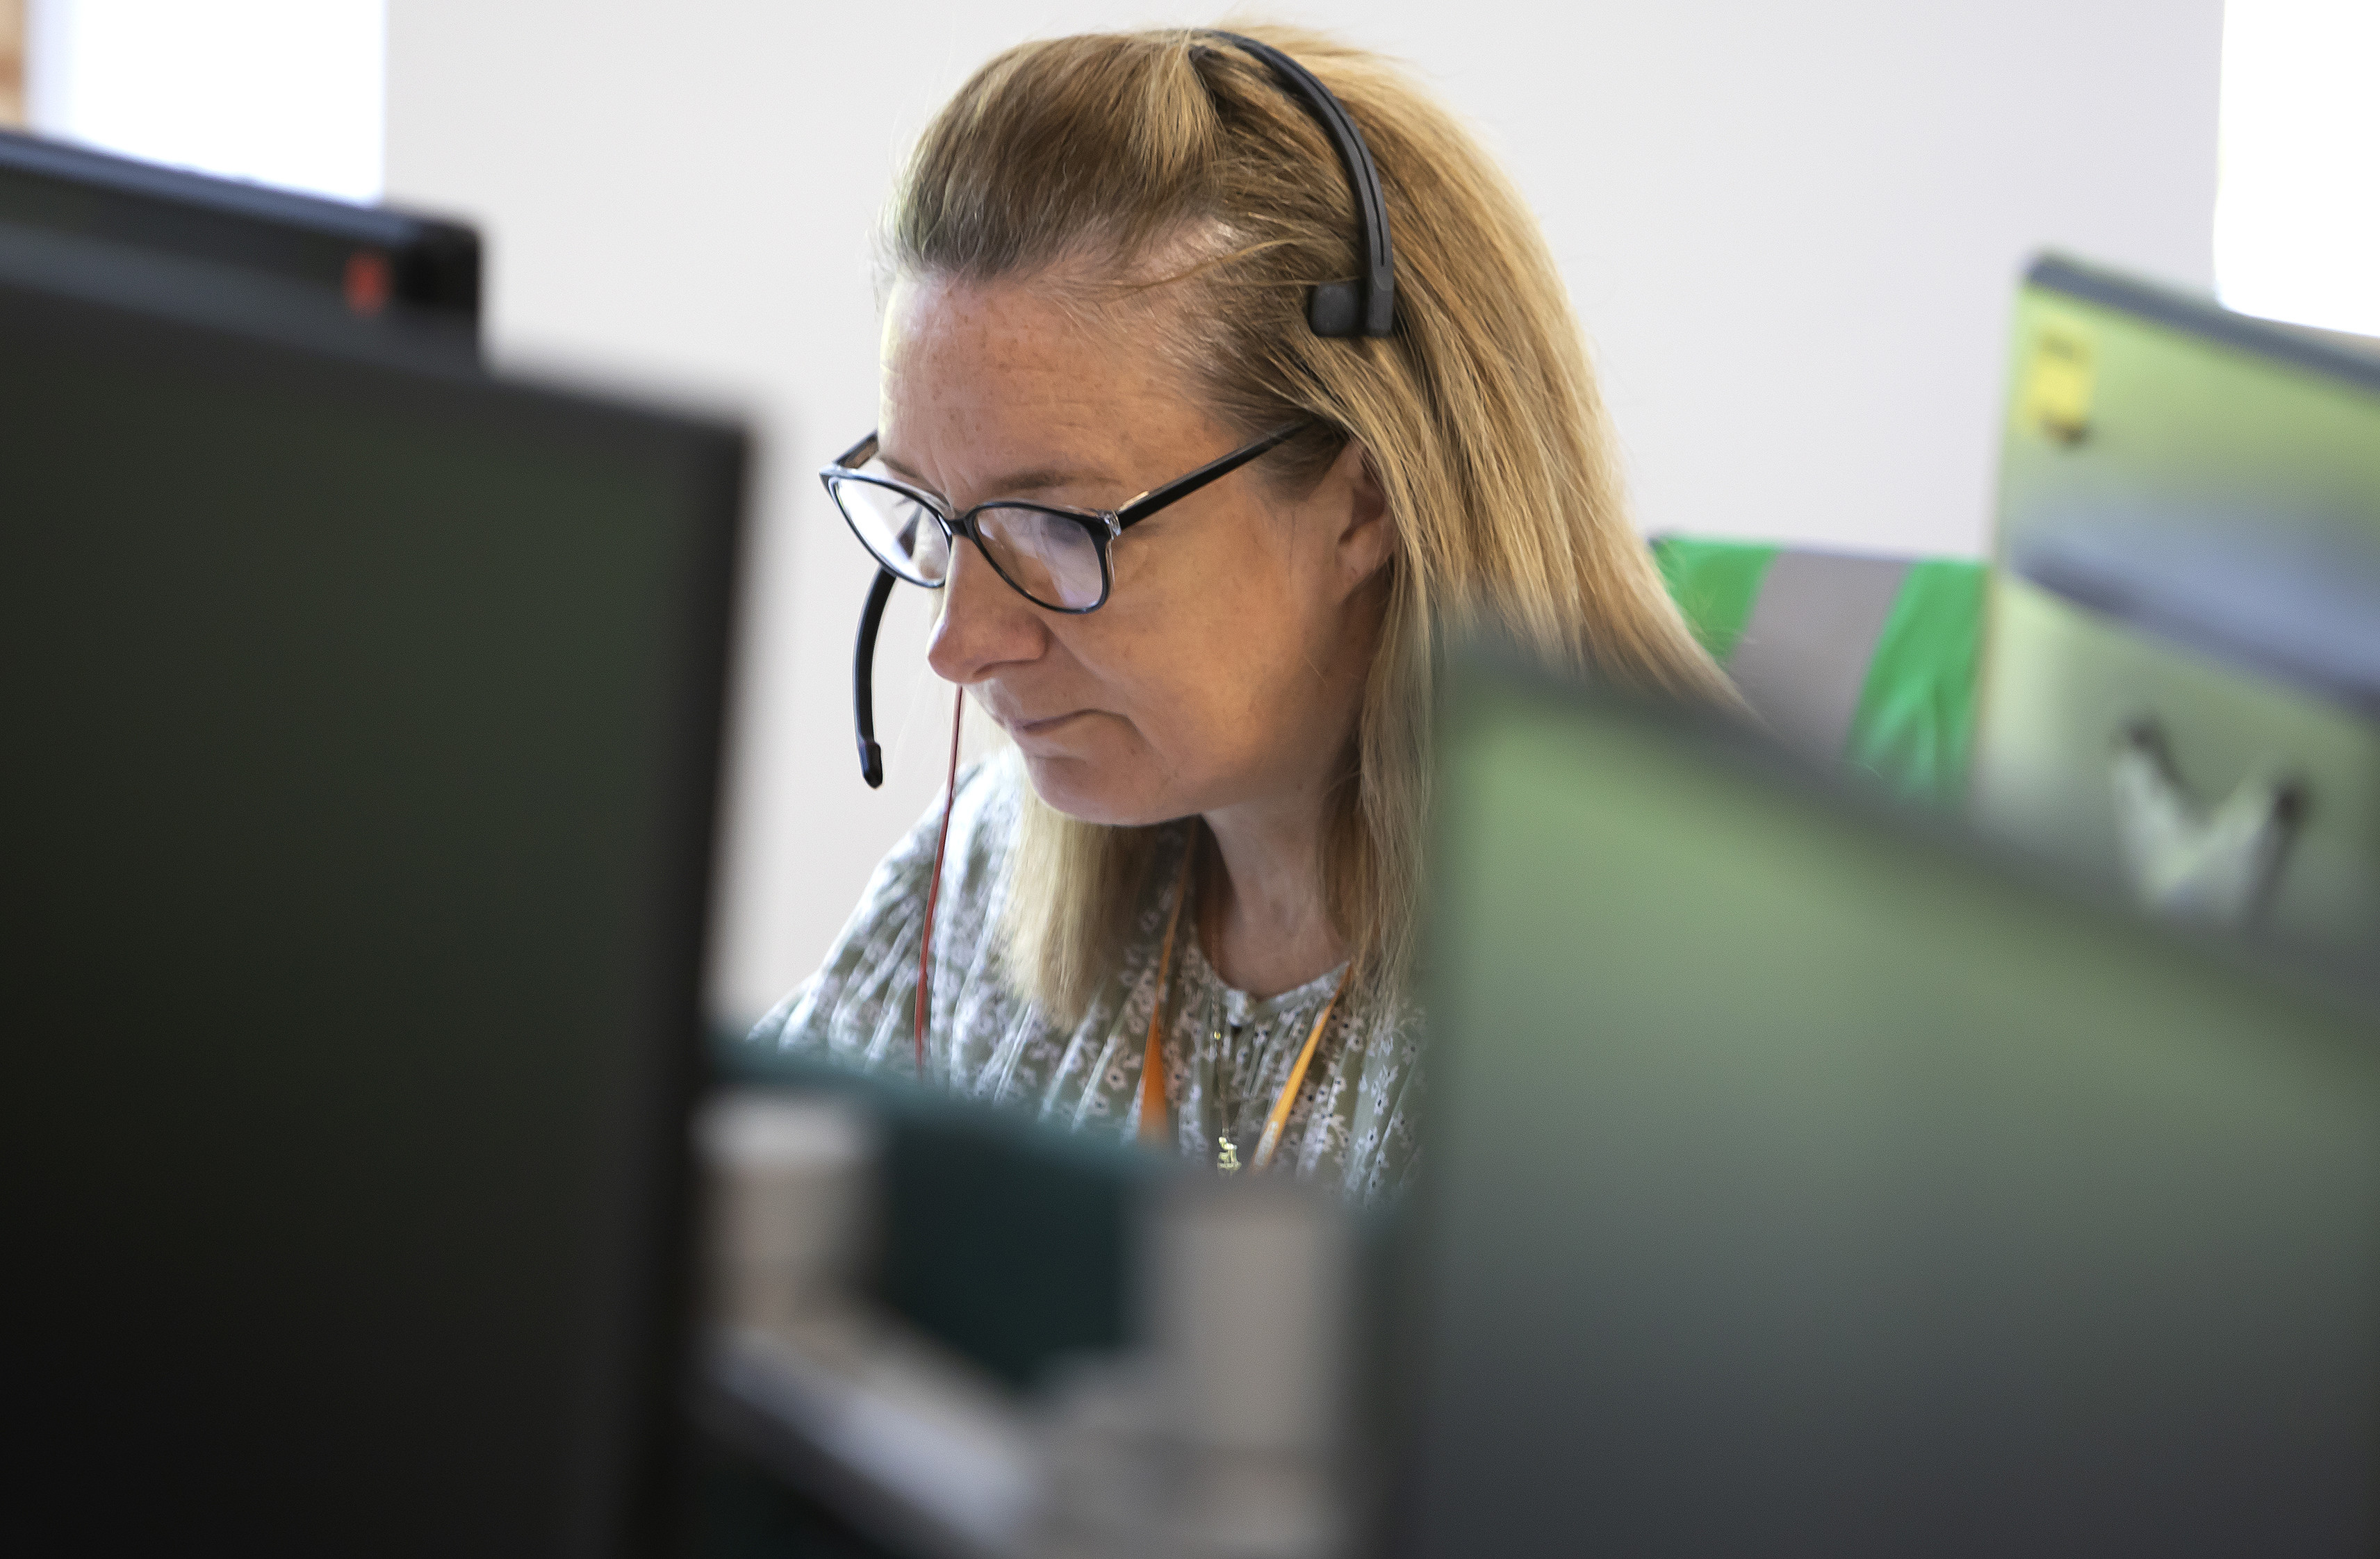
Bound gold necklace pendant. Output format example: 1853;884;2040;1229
1216;1133;1241;1175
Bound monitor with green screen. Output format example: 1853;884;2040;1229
1971;254;2380;956
1409;650;2380;1555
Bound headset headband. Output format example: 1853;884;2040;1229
1205;32;1398;338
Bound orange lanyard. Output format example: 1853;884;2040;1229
1135;830;1352;1173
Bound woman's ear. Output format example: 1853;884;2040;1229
1329;440;1395;591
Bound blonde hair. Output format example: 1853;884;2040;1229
890;24;1732;1019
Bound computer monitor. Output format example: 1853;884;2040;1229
1969;254;2380;955
5;225;743;1551
1410;651;2380;1555
0;125;481;344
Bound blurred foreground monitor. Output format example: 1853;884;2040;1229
3;224;743;1553
1972;255;2380;955
1413;652;2380;1556
0;125;482;358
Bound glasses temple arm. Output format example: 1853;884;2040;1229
1114;422;1310;525
853;565;898;788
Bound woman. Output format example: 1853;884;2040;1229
745;25;1730;1201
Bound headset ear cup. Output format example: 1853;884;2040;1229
1308;281;1361;336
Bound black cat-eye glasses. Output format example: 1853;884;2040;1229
824;422;1308;783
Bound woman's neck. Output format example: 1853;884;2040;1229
1199;786;1346;1000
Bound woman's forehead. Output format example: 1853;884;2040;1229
878;272;1226;496
882;274;1135;399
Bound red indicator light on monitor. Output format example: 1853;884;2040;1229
344;251;392;316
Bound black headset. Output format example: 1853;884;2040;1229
1204;31;1399;338
846;33;1397;786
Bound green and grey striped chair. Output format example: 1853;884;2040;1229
1652;537;1987;809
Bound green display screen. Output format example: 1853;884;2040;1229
1972;256;2380;955
1412;652;2380;1553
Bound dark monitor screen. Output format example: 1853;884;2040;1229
3;229;742;1554
0;126;481;337
1413;652;2380;1556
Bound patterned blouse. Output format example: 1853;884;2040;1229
740;754;1425;1203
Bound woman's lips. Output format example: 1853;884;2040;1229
1008;709;1093;741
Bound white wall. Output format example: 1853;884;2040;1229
2215;0;2380;335
29;0;386;201
384;0;2222;1028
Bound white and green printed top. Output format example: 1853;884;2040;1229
741;754;1425;1204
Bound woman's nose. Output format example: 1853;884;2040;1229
926;537;1046;685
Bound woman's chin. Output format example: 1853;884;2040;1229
1017;750;1173;827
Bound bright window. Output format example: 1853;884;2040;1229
2215;0;2380;336
26;0;385;204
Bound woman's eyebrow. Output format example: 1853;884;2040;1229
982;466;1100;497
879;452;1116;502
878;451;939;491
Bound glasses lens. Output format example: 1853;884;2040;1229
975;504;1106;610
830;475;949;585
